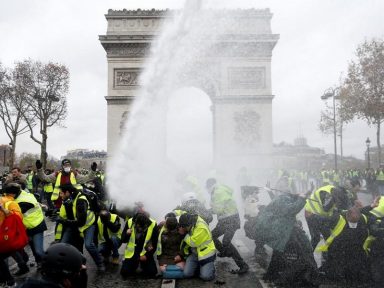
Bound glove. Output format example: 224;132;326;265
91;162;97;172
56;217;66;224
36;160;42;170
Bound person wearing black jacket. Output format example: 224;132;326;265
120;213;159;278
317;201;379;284
55;184;104;272
18;243;88;288
97;209;122;265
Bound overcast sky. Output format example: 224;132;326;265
0;0;383;161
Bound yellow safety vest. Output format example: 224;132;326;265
52;172;77;201
15;190;44;230
370;196;384;218
377;171;384;181
182;216;216;262
97;213;122;244
305;185;335;216
124;217;156;259
211;185;237;217
156;226;166;256
43;183;53;193
26;172;34;190
55;192;95;240
316;214;368;252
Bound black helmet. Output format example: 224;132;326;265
42;243;83;277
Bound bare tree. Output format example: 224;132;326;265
0;63;30;168
14;59;69;169
342;39;384;164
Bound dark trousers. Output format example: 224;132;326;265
211;214;246;268
0;253;13;284
120;253;157;278
44;192;54;211
305;215;331;250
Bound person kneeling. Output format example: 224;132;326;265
178;213;216;281
157;213;185;278
120;213;158;278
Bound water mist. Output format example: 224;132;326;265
107;0;272;221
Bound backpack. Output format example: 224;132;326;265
81;188;105;214
0;201;29;253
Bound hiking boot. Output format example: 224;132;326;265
13;266;29;276
111;257;120;265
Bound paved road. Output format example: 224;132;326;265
11;191;375;288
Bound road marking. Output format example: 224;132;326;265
161;279;176;288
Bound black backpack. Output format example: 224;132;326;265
81;188;104;214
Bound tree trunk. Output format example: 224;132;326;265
377;121;382;166
41;131;48;170
9;133;16;169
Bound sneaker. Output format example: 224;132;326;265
13;266;29;276
111;257;120;265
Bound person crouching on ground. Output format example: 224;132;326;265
157;213;185;278
178;213;216;281
120;212;158;278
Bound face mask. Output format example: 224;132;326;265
348;221;358;229
64;167;71;173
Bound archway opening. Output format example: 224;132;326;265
166;87;213;172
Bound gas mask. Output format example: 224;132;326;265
348;221;358;229
63;167;71;173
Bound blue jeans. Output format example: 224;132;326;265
29;232;44;263
183;253;215;281
83;225;102;266
99;236;121;258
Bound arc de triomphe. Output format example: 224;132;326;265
99;9;279;167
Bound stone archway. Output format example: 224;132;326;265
99;8;279;168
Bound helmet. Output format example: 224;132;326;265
42;243;83;277
181;192;197;204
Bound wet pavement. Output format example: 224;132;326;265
11;191;375;288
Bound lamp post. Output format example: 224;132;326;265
321;87;340;171
366;137;371;169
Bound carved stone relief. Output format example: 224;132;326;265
106;43;150;58
114;69;140;88
233;110;261;148
228;67;265;89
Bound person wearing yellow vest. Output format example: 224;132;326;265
25;168;35;193
42;169;55;214
6;183;47;272
178;213;216;281
120;212;158;278
304;185;350;249
206;178;249;274
376;164;384;196
55;184;105;272
368;214;384;287
97;209;122;265
315;206;376;283
35;159;98;213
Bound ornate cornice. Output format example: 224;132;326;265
106;9;170;18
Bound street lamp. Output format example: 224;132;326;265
366;137;371;169
321;87;340;171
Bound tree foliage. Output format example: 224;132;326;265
0;62;30;168
14;59;69;169
341;39;384;164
